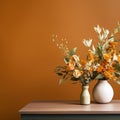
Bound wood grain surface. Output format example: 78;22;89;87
19;100;120;114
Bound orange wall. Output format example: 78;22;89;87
1;0;120;120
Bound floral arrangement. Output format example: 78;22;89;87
52;23;120;86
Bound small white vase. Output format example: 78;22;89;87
80;85;90;105
93;80;114;103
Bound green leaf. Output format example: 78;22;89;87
94;73;105;80
64;57;69;64
96;43;103;61
69;47;77;56
58;77;68;85
58;73;68;85
79;76;86;85
71;76;79;81
114;72;120;77
113;62;120;71
56;72;63;76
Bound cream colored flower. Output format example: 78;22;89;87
84;61;92;70
103;53;111;62
68;61;75;70
113;53;118;61
83;39;92;47
98;34;104;41
93;63;100;71
103;29;109;39
94;25;102;34
72;55;80;62
73;69;82;78
92;45;96;54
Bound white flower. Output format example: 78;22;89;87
93;63;100;71
72;55;80;62
113;53;118;61
94;25;109;41
83;39;92;47
84;61;92;70
92;45;96;54
94;25;101;34
73;69;82;78
103;29;109;39
98;34;104;41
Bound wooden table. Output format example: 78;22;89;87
19;100;120;120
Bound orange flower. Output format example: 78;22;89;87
109;41;118;46
66;66;71;71
88;49;94;62
104;71;114;79
94;55;99;61
101;60;108;67
103;53;111;62
88;66;93;72
108;66;114;73
97;66;104;73
117;55;120;62
73;69;83;78
68;61;75;70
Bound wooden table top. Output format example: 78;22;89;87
19;100;120;114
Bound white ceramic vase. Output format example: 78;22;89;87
93;80;114;103
80;85;90;105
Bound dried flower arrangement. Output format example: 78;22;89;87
52;23;120;86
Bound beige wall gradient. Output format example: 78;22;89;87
0;0;120;120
